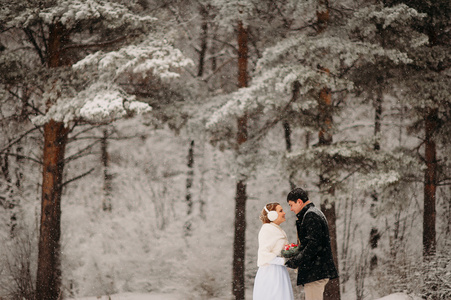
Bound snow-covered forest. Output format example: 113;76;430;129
0;0;450;300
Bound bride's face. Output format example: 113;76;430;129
272;205;286;225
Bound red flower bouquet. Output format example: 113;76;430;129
281;243;300;258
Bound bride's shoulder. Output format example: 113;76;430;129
260;223;278;232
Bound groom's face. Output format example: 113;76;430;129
288;199;303;214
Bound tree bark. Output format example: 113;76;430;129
185;140;195;216
36;22;70;300
184;140;195;234
317;62;341;299
36;120;69;300
197;5;208;77
233;180;247;300
284;81;301;189
318;82;341;300
315;1;340;296
232;21;248;300
370;77;383;270
423;108;437;257
422;12;439;259
320;186;341;300
283;121;296;189
101;129;112;212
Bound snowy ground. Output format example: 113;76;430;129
71;291;419;300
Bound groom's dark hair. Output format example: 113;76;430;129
287;187;309;203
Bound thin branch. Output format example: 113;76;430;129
0;126;42;154
2;152;42;165
23;27;45;65
211;36;238;53
335;166;364;186
167;4;200;53
39;20;48;55
66;124;104;143
64;139;103;164
61;34;140;52
7;89;45;116
74;134;148;141
290;21;316;31
201;57;235;82
61;168;96;188
274;3;294;30
437;180;451;186
248;81;301;142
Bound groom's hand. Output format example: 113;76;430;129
285;258;297;269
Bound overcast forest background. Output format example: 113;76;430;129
0;0;450;300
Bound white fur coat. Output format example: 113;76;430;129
257;223;289;267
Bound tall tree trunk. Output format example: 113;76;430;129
184;140;195;234
197;5;208;77
284;80;301;189
36;120;69;300
36;22;70;300
101;129;112;212
283;121;296;189
232;21;248;300
1;147;18;238
317;75;341;300
283;121;292;153
422;19;439;259
423;108;437;257
369;77;383;270
315;1;340;297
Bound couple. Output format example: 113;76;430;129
253;187;338;300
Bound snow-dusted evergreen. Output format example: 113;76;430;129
0;0;450;300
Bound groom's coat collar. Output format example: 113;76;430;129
296;202;315;220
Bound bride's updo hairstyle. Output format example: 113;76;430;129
260;202;280;224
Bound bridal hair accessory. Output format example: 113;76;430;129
264;205;278;222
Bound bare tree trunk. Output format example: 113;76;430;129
369;77;383;271
36;120;69;300
186;140;195;215
233;180;247;300
284;80;301;189
232;21;248;300
423;108;437;257
317;80;341;300
184;3;208;232
315;1;340;296
1;147;18;238
101;129;112;212
184;140;195;234
36;22;70;300
283;121;292;153
319;178;341;300
197;5;208;77
283;121;296;189
422;20;439;259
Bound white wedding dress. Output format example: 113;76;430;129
253;223;294;300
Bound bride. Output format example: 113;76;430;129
253;202;294;300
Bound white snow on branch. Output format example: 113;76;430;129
12;0;155;29
32;83;151;126
73;38;194;81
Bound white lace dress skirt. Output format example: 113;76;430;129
253;264;294;300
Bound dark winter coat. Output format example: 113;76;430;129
285;203;339;286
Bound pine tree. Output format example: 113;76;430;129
386;0;451;258
0;1;192;299
207;2;419;298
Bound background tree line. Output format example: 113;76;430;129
0;0;450;300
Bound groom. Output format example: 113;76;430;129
285;187;338;300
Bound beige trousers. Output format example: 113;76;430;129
303;278;329;300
